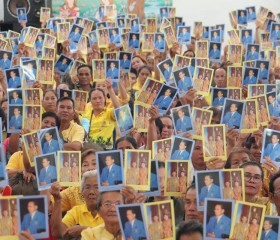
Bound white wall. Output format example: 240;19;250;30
0;0;4;22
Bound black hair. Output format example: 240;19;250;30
77;64;93;75
176;220;203;240
43;89;58;100
269;172;280;194
240;161;264;181
115;136;138;150
137;65;152;78
56;96;75;109
42;111;61;129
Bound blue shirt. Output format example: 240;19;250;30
124;219;146;240
42;139;60;154
175;116;192;133
222;111;241;128
206;215;231;238
9;114;22;130
21;211;46;234
100;164;122;185
171;149;190;160
39;165;57;184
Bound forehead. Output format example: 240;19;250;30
101;192;122;202
244;165;261;174
58;99;73;106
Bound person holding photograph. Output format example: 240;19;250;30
38;156;57;186
21;200;46;234
100;155;122;186
124;208;146;240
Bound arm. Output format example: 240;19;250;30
146;106;160;150
106;77;121;108
64;142;82;151
118;73;130;102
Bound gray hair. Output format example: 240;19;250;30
96;191;122;211
81;170;97;191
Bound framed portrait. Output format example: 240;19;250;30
57;22;70;43
173;66;193;97
17;8;27;23
152;138;172;162
128;32;140;50
108;27;121;46
195;170;223;211
195;40;208;58
92;59;106;82
7;105;23;133
8;89;23;106
0;50;13;71
245;43;260;61
204;198;234;240
241;99;259;133
23;27;40;48
171;104;193;135
22;131;42;166
54;54;73;75
21;59;37;86
210;29;222;43
133;104;149;132
124;149;151;191
96;150;124;191
23;88;42;105
67;24;84;52
118;51;132;73
211;88;228;107
142;33;155;52
261;128;280;166
144;160;161;197
172;55;191;71
37;59;54;83
209;41;221;61
246;6;256;22
202;124;227;161
227;66;243;88
169;136;194;161
17;195;49;239
227;45;243;66
177;26;191;45
157;58;174;83
37;127;62;155
193;67;213;96
163;25;176;48
43;33;56;48
242;67;259;86
260;216;280;239
247;84;265;98
114;104;133;137
256;60;270;83
72;90;88;113
255;95;270;126
22;105;42;131
40;7;51;23
154;33;166;53
105;59;120;82
5;67;21;89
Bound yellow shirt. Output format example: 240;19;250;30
84;108;115;147
60;186;84;213
62;204;104;228
6;151;25;170
61;121;84;144
82;224;116;240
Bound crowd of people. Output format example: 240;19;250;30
0;0;280;240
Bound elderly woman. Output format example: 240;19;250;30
50;170;104;238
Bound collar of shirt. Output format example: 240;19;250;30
208;184;212;191
217;215;223;223
31;211;37;219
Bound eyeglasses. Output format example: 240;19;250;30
244;172;262;183
101;202;122;209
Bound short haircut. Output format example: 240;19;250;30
56;96;75;109
176;220;203;240
45;131;53;137
137;65;152;77
269;172;280;194
126;208;136;214
240;161;264;181
129;67;137;76
96;190;121;210
205;174;214;180
77;64;92;75
115;136;138;150
42;111;61;129
158;161;165;169
224;147;255;168
81;170;97;191
27;200;38;207
43;89;57;100
81;143;105;162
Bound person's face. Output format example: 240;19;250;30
243;165;262;196
214;68;226;88
78;67;91;86
192;140;206;170
214;205;224;217
230;152;250;168
64;161;69;167
12;91;18;99
131;57;144;71
160;117;173;139
230;104;237;112
90;90;105;110
27;202;37;214
249;70;254;77
42;116;57;129
272;134;279;144
263;220;272;231
10;71;16;78
43;91;57;112
217;91;223;98
82;153;96;173
179;142;186;151
14;108;20;116
178;110;184;118
105;156;114;166
204;176;213;186
153;215;159;222
126;210;136;221
268;96;275;103
138;68;151;82
57;99;75;121
99;192;123;224
117;140;135;157
165;89;171;96
82;175;99;210
225;181;230;187
179;233;203;240
184;188;203;223
42;158;50;168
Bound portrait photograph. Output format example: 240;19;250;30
136;78;163;108
96;150;124;191
38;127;61;155
237;9;248;25
67;24;84;51
7;105;23;133
108;27;121;46
5;68;20;90
22;131;41;166
261;128;280;166
195;40;208;58
221;99;245;130
46;18;62;33
0;50;13;71
169;135;194;160
153;84;178;114
210;29;222;43
23;105;42;131
211;88;228;107
124;149;151;191
202;124;227;161
40;7;51;23
114;104;133;137
195;57;209;68
43;33;56;48
221;169;245;201
163;25;176;48
59;89;73;99
0;196;19;237
23;88;42;105
142;33;155;52
227;30;240;45
42;47;55;59
193;67;213;96
55;54;72;75
242;67;260;86
128;32;140;50
246;6;256;22
35;34;45;54
106;59;120;81
227;66;243;88
17;195;49;239
34;153;57;191
177;26;191;45
144;160;160;197
17;8;27;23
38;59;54;83
133;104;150;131
88;30;97;47
195;170;223;210
171;104;193;135
146;18;157;33
8;89;23;105
165;160;189;197
209;41;221;61
24;27;40;47
191;107;213;140
256;60;270;83
157;58;174;83
144;200;175;240
154;33;166;53
119;51;132;73
73;90;88;113
121;33;129;50
152;138;172;162
246;44;260;61
57;151;81;186
173;66;193;97
248;84;265;98
260;216;280;240
241;99;259;133
116;204;148;240
204;199;234;240
256;95;270;126
92;59;106;81
0;146;8;187
57;22;70;43
173;55;191;71
230;201;266;240
104;52;117;60
21;59;37;86
0;38;7;51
